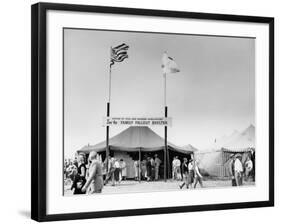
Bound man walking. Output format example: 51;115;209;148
193;160;203;188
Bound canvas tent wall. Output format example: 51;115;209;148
195;125;255;177
77;126;194;178
195;148;254;177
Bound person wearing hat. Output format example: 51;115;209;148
82;151;103;193
234;154;243;186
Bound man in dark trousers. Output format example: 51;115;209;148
154;154;162;181
228;154;237;186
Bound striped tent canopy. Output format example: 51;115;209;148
77;126;193;154
221;147;254;153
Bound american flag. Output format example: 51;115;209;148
110;43;129;67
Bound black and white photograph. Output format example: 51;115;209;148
0;0;278;223
63;28;256;196
29;2;274;222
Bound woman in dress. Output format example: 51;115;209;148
77;155;86;180
71;154;87;195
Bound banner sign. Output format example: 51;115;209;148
103;117;172;127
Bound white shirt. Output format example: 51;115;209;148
114;161;120;168
173;159;181;167
234;158;243;172
245;160;253;170
188;162;194;171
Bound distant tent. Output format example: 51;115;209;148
223;124;255;151
77;126;193;154
195;125;255;177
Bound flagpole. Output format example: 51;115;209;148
106;52;112;161
164;73;166;107
163;73;167;182
105;43;128;163
108;63;112;103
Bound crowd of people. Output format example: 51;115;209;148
64;151;104;195
63;151;255;195
104;153;163;184
103;156;127;186
228;153;254;186
134;154;162;181
64;153;165;195
171;156;204;189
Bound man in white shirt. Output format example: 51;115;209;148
172;156;181;181
119;159;127;181
234;154;243;186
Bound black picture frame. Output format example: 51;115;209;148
31;2;274;222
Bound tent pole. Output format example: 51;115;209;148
167;147;170;179
139;148;141;183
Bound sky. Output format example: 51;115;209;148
64;28;255;158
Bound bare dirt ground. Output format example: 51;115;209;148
64;178;255;196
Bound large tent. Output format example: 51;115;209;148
77;126;194;179
195;125;255;177
78;126;194;154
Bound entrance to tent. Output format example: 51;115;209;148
168;148;192;178
113;149;166;180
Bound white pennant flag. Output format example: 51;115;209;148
161;52;180;74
